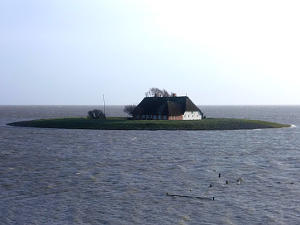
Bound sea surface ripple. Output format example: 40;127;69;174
0;106;299;225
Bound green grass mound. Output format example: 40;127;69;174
7;117;290;130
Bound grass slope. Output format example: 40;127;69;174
7;117;290;130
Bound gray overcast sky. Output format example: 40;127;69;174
1;0;300;105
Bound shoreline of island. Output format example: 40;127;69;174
7;117;291;131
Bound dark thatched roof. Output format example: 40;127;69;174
133;96;203;116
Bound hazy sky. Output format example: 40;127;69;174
1;0;300;105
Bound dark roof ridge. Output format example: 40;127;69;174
143;96;189;99
144;96;188;97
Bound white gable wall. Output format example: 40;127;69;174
183;111;202;120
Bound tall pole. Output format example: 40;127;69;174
102;94;106;115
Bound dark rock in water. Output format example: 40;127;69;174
236;177;243;184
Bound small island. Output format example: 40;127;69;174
8;117;290;130
8;89;291;130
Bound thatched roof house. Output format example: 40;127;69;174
133;96;204;120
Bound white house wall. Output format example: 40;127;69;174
183;111;202;120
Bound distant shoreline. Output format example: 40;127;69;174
7;117;291;131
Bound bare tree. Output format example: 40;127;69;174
87;109;106;120
162;89;170;97
150;88;163;97
145;87;175;97
123;105;136;116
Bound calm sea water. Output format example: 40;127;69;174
0;106;299;225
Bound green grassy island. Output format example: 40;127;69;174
8;117;290;130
